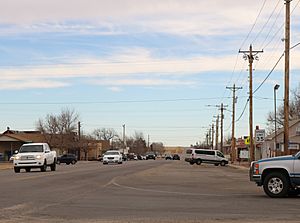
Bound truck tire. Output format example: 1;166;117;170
41;160;47;172
14;167;20;173
263;172;290;198
50;161;56;171
220;161;226;166
196;159;202;165
71;160;76;165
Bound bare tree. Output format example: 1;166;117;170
266;84;300;134
36;108;79;151
151;142;165;155
93;128;118;141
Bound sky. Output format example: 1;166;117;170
0;0;300;146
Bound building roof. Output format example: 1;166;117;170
265;119;300;141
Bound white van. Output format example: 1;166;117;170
185;148;228;166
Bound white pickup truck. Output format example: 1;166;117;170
13;143;57;173
250;151;300;197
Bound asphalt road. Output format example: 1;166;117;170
0;160;299;223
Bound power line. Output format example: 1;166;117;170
240;0;268;49
236;98;249;122
0;97;232;105
253;41;300;95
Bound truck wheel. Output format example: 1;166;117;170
196;160;202;165
214;163;219;166
263;172;290;198
220;161;226;166
41;161;47;172
50;161;56;171
25;168;31;172
14;167;20;173
71;160;76;165
189;161;194;165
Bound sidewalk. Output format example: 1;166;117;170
0;162;13;170
229;161;250;170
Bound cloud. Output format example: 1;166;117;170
0;80;69;90
0;48;238;80
90;78;194;87
0;0;289;37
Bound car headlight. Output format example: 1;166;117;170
35;155;42;159
14;156;20;160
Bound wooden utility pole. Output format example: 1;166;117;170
215;115;219;150
78;121;81;140
220;103;228;153
284;0;291;155
211;124;214;150
122;124;126;153
239;45;263;162
226;84;242;163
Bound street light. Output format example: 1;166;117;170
274;84;280;157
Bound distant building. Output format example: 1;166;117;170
0;127;110;161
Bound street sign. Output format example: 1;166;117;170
245;136;250;145
255;129;265;143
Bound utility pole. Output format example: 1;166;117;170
208;128;212;149
148;134;150;148
211;124;214;150
206;104;228;152
284;0;291;155
122;124;126;154
226;84;242;163
214;115;219;150
239;45;263;162
220;103;224;153
78;121;81;141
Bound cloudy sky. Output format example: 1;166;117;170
0;0;300;146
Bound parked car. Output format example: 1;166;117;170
57;154;77;165
145;152;156;160
97;155;103;162
165;154;173;160
103;150;123;164
172;154;180;160
185;148;228;166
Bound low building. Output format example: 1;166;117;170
262;119;300;158
0;128;110;161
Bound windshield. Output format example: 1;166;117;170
19;145;43;153
105;151;119;156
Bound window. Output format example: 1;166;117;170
186;149;192;154
195;150;215;156
217;151;224;158
296;126;300;136
19;145;43;153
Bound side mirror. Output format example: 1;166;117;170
45;150;50;153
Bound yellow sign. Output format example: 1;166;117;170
245;137;250;145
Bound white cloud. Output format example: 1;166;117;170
0;80;69;90
0;0;290;36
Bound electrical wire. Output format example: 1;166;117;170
236;98;249;122
253;41;300;95
240;0;268;49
